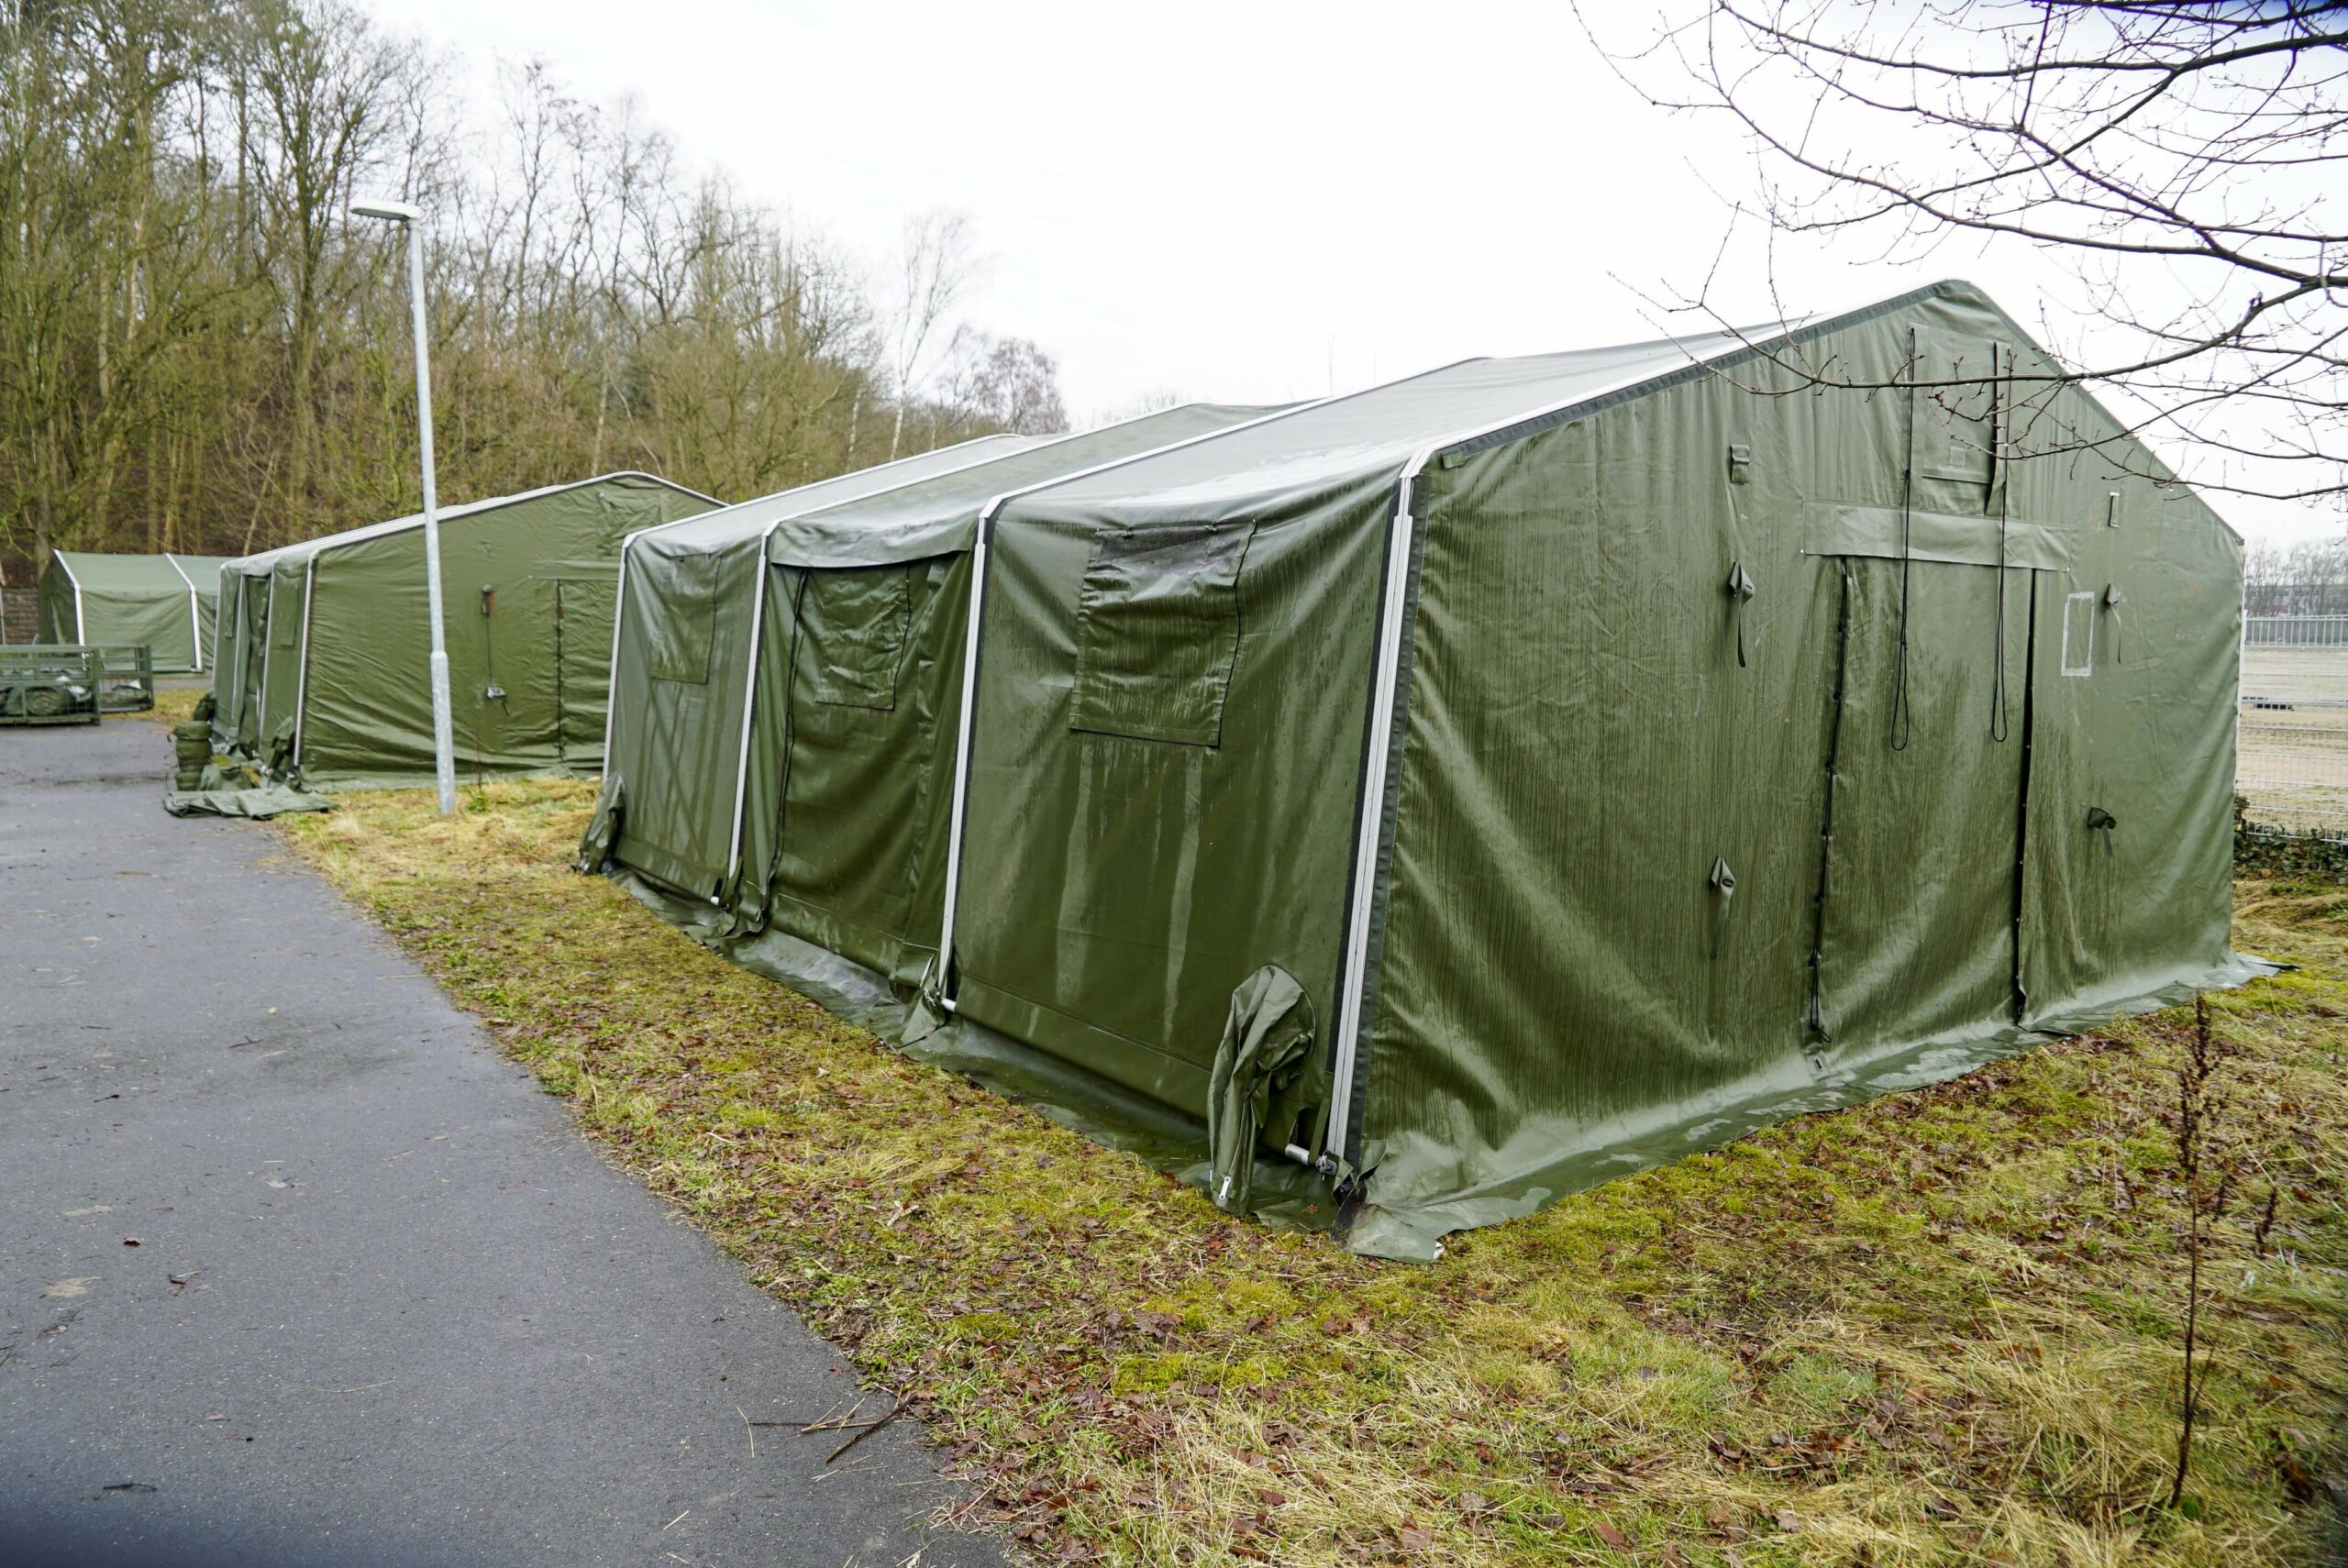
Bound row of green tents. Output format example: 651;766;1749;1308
194;280;2259;1255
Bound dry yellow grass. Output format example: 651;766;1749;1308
279;778;2348;1567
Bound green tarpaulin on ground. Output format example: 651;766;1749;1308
164;783;338;819
38;552;228;674
589;281;2256;1258
209;473;720;790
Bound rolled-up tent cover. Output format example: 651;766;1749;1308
210;473;720;788
603;281;2260;1258
37;552;228;672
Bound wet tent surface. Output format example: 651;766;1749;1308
0;723;1003;1568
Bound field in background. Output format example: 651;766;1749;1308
2241;619;2348;837
272;779;2348;1568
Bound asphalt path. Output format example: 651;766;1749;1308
0;720;1005;1568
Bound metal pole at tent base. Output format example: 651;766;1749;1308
356;195;457;815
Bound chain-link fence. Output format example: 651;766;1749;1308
2240;616;2348;838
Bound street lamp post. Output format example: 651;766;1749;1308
350;196;457;815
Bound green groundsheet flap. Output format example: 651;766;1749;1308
163;783;337;820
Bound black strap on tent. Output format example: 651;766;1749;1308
2103;582;2126;664
1707;856;1738;959
1988;342;2015;745
1890;327;1919;753
2086;805;2118;857
1725;562;1756;668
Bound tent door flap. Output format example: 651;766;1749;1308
1811;557;2033;1051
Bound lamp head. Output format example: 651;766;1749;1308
349;197;422;224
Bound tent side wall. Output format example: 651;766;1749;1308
256;558;311;768
38;555;207;669
1347;286;2243;1248
37;559;79;643
232;569;272;750
949;476;1396;1112
210;565;251;737
604;529;770;899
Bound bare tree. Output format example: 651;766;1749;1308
0;7;1049;579
1579;1;2348;510
883;208;976;460
2243;532;2348;614
938;327;1068;436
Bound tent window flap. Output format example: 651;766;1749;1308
804;567;912;711
1069;521;1255;747
647;552;718;684
1912;326;2006;515
2062;590;2097;677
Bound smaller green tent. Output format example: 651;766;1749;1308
212;473;717;788
39;552;228;672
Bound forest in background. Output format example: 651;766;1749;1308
0;0;1069;582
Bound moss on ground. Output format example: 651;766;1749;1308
281;778;2348;1567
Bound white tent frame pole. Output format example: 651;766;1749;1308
56;556;86;644
257;571;279;763
163;554;203;670
721;524;781;896
293;559;316;771
599;540;637;774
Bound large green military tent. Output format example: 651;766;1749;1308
600;281;2257;1258
39;552;229;672
211;473;717;787
587;404;1280;994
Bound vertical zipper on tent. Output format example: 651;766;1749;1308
1989;343;2015;744
2010;570;2039;1026
1805;558;1855;1050
753;569;814;917
1889;328;1918;753
553;581;567;769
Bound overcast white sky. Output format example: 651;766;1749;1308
368;0;2328;544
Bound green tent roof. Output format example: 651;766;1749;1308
766;404;1291;568
630;436;1036;559
227;471;721;577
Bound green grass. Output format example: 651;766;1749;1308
142;686;205;725
281;778;2348;1567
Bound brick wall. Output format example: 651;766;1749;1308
1;586;39;645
